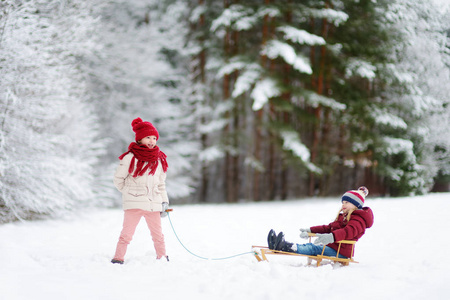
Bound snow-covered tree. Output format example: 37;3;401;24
187;0;450;199
203;0;390;199
183;0;227;202
378;0;450;195
84;0;197;204
0;0;104;222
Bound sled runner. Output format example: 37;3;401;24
252;233;358;267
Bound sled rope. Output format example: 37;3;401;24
167;211;255;260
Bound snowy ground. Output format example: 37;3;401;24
1;193;449;300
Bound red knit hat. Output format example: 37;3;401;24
131;117;159;142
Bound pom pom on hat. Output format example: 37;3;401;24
341;186;369;209
131;117;159;142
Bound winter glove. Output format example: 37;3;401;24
299;228;311;239
160;202;169;218
314;233;334;245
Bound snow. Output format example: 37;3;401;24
2;193;449;300
210;5;256;32
345;59;377;79
309;8;349;26
262;40;313;74
199;145;225;163
280;131;310;161
279;131;323;176
278;26;326;46
371;107;408;130
198;119;228;134
382;137;415;159
279;130;322;174
306;92;347;111
251;78;281;110
232;64;262;98
216;60;248;78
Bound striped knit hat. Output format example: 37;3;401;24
341;186;369;209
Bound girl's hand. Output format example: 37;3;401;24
314;233;334;245
160;202;169;218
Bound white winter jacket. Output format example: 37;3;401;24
113;153;169;212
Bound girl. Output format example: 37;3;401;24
268;186;374;259
111;117;169;264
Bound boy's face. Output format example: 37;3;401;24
341;201;357;213
140;136;157;148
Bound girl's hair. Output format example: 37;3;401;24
335;207;357;222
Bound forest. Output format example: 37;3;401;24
1;0;449;223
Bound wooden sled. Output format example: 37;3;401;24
252;233;358;267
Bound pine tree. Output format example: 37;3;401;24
186;0;450;200
379;0;450;195
207;0;344;200
0;0;104;222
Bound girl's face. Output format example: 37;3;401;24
139;136;157;148
341;201;357;214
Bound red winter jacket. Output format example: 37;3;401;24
310;207;374;258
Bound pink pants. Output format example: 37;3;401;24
113;209;166;260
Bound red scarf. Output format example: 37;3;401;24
118;142;168;177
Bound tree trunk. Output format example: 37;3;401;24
308;9;329;196
253;110;263;201
223;0;241;203
280;0;292;200
196;0;208;202
253;0;272;201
